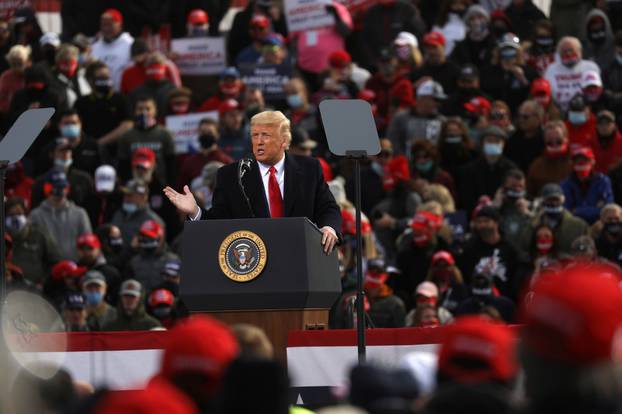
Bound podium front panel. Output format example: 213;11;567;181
181;217;340;311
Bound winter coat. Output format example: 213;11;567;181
127;249;180;294
456;156;518;213
110;206;164;245
527;154;572;197
519;210;589;258
86;303;118;331
561;173;614;224
368;294;406;328
10;222;62;285
103;303;161;331
582;9;616;69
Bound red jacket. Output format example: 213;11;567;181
590;130;622;173
565;113;597;148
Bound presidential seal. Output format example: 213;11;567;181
218;231;267;282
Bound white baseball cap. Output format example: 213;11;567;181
581;70;602;89
40;32;60;48
394;31;418;48
95;165;116;193
416;79;447;99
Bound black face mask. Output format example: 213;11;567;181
199;133;216;149
535;36;554;50
108;237;123;254
504;188;525;202
605;222;622;238
93;77;113;95
153;306;172;319
588;30;606;45
139;237;159;254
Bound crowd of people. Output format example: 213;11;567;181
0;0;622;335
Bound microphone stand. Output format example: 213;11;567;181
238;159;255;218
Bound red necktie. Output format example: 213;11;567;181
268;166;284;218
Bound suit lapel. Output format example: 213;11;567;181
283;154;301;217
244;160;270;218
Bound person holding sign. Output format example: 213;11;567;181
163;110;341;253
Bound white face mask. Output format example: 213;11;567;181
6;214;27;234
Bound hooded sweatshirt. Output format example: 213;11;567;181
582;9;616;69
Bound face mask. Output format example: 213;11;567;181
58;59;78;78
545;142;568;158
122;202;138;214
85;291;103;306
191;27;208;37
535;36;554;49
220;82;240;97
605;222;622;237
536;236;553;254
505;188;525;200
109;237;123;253
472;278;493;296
199;133;216;149
60;124;81;138
93;77;113;94
135;114;156;130
139;237;159;251
588;30;606;45
483;142;503;156
54;158;73;169
561;52;579;68
286;94;304;109
568;111;587;126
616;54;622;65
6;214;26;234
415;160;434;173
445;135;463;144
153;306;172;319
543;204;563;216
573;161;592;179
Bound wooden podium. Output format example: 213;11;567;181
182;218;341;362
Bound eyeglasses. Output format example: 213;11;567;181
597;117;614;124
490;112;507;120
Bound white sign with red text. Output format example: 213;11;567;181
285;0;335;32
171;37;226;76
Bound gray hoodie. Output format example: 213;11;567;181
29;199;92;261
582;9;616;69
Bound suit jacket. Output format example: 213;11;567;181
201;154;342;234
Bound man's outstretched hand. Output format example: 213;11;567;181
163;185;199;217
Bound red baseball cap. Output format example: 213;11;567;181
140;220;164;239
318;157;333;181
411;210;443;233
328;50;351;69
250;14;270;29
341;209;371;236
530;78;551;97
76;232;101;249
570;145;595;160
132;147;156;169
464;96;491;117
364;271;389;289
149;289;175;307
432;250;455;266
160;315;239;381
218;98;240;116
187;9;208;25
519;264;622;364
357;89;376;102
423;31;445;47
438;316;518;383
51;260;87;281
94;377;197;414
102;8;123;24
383;155;410;191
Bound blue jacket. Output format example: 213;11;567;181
561;173;614;224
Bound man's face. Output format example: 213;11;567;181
59;114;81;130
132;165;155;183
124;192;147;207
458;77;479;91
559;41;581;61
424;44;444;65
121;294;139;313
597;116;616;137
544;127;566;147
222;110;243;131
251;123;286;165
64;308;86;325
505;176;526;193
473;216;497;235
416;95;439;116
54;147;72;162
489;106;511;129
602;209;622;224
100;16;121;40
84;282;106;296
517;104;541;132
261;44;285;65
135;100;157;119
199;123;219;138
78;244;100;264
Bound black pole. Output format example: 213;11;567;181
0;161;7;304
354;158;366;363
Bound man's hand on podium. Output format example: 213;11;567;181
163;185;200;218
321;226;338;254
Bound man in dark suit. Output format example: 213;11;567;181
163;110;341;253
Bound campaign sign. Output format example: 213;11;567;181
165;111;218;154
285;0;335;32
171;37;226;75
239;63;292;102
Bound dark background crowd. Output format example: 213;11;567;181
3;0;622;413
2;0;622;352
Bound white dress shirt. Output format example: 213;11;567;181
257;156;285;216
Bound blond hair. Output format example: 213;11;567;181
6;44;31;62
230;323;274;359
55;43;79;63
250;110;292;146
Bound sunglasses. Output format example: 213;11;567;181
489;111;507;120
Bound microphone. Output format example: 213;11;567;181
237;158;255;218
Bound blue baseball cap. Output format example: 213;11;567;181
162;259;182;276
221;67;240;79
64;293;86;310
48;170;69;189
